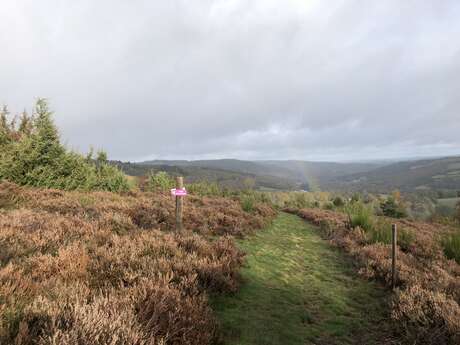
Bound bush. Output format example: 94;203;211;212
147;171;175;192
323;202;334;210
0;99;129;192
393;285;460;345
380;197;407;218
332;196;345;207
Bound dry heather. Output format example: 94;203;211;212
0;182;275;345
285;207;460;345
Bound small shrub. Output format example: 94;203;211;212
380;197;407;218
147;171;175;192
318;220;334;238
332;196;344;207
392;285;460;345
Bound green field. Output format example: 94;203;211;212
438;197;460;208
212;213;392;345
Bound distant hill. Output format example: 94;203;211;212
118;159;382;191
113;156;460;193
323;156;460;193
111;160;300;190
259;160;384;190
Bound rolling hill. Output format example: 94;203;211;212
113;156;460;193
322;156;460;193
115;159;382;191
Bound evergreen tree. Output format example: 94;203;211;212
0;105;11;146
31;98;64;166
0;99;129;192
17;110;33;137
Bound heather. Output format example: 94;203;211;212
285;207;460;344
0;182;275;345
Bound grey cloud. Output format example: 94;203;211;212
1;0;459;161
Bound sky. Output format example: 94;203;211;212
1;0;459;162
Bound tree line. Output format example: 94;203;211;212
0;99;129;192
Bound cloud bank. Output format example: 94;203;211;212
1;0;459;161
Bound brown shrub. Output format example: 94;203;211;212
286;207;460;344
0;182;275;345
392;285;460;345
135;276;216;345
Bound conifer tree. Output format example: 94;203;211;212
17;110;32;137
32;98;64;166
0;99;129;192
0;105;11;146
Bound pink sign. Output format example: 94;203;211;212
171;188;187;196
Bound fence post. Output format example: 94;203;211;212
392;223;397;290
175;176;184;232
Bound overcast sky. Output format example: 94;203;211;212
1;0;459;162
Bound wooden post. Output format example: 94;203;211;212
391;223;397;290
175;176;184;232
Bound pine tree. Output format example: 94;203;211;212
0;105;11;146
31;98;64;166
0;99;129;191
17;110;33;137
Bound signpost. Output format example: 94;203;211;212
171;177;187;231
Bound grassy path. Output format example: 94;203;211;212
212;213;391;345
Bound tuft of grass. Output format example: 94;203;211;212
240;195;255;213
441;231;460;264
365;220;415;250
346;202;374;231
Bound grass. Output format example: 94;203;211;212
366;219;415;250
346;203;374;231
212;213;391;345
442;230;460;264
240;195;255;213
437;197;460;208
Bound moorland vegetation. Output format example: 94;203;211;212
1;100;459;344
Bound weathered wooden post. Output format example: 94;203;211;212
391;223;397;290
175;176;184;232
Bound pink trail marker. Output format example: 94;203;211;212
171;188;187;196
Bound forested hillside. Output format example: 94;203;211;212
323;156;460;193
